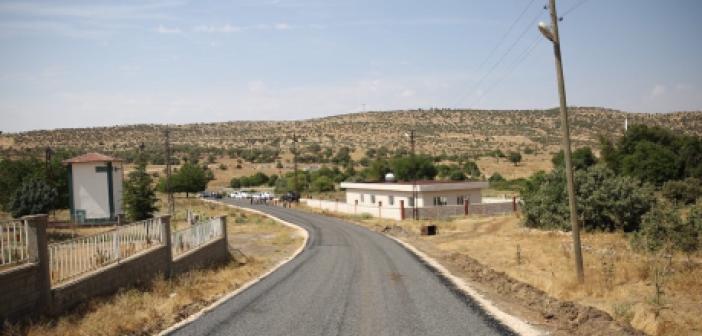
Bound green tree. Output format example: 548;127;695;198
9;178;58;218
522;166;655;232
508;151;522;166
123;160;158;221
171;162;208;197
390;155;437;181
621;141;678;186
552;147;598;171
661;178;702;205
310;176;335;192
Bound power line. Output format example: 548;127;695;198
561;0;593;17
475;0;538;71
456;6;547;107
476;36;542;105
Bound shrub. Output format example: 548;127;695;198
522;165;655;231
9;178;58;218
508;151;522;166
551;147;598;171
489;172;505;182
630;203;701;255
661;178;702;205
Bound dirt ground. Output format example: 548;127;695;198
304;207;702;336
3;198;304;336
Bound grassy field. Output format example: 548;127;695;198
2;198;304;336
302;207;701;336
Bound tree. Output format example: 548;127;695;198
9;178;58;218
171;162;208;197
508;151;522;166
230;178;241;189
310;176;335;192
522;165;655;232
390;155;437;181
123;160;158;221
621;141;678;186
552;147;597;171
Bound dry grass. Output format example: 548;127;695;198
310;207;702;336
5;198;304;336
476;151;555;180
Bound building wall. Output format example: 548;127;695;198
171;238;229;275
345;188;482;208
72;163;110;219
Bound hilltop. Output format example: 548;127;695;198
2;107;701;157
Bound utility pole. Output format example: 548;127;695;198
539;0;584;283
44;146;53;179
292;132;299;193
408;130;418;220
164;127;175;216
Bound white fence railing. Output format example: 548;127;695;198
48;217;164;284
172;217;224;257
0;220;30;267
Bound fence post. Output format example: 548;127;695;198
160;215;173;277
378;201;382;218
23;214;50;314
512;196;517;212
463;199;469;216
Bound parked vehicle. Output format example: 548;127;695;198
280;191;300;202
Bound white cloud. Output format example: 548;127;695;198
650;84;666;98
401;89;415;97
156;24;181;34
194;24;242;33
274;23;291;30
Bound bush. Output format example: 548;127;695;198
522;165;655;231
489;172;505;182
310;176;335;192
552;147;598;171
9;178;58;218
630;203;701;255
661;178;702;205
508;151;522;166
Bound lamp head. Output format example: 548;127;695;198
538;21;555;42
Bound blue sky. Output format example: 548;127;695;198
1;0;701;132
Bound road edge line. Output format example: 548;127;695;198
157;200;309;336
388;235;546;336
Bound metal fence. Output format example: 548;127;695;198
48;217;164;284
172;217;223;257
0;220;29;267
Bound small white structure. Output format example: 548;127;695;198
63;153;123;224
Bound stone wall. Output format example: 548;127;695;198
0;264;41;321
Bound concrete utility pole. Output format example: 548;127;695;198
539;0;584;283
164;127;175;216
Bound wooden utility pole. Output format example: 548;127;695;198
541;0;584;283
164;127;175;216
409;130;418;220
292;132;299;193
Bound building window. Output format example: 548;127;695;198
433;196;448;206
95;166;108;173
457;196;464;205
370;195;375;204
360;194;365;203
388;195;394;206
408;197;415;207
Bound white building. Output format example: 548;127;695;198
299;180;515;220
63;153;123;224
339;181;487;209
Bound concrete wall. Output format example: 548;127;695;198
0;264;41;321
302;197;517;221
172;238;229;275
345;188;482;208
0;215;230;323
50;246;170;314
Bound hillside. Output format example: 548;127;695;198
2;107;701;157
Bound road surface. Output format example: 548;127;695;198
170;200;511;336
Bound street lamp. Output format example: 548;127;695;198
539;0;584;283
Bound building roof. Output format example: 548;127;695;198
340;181;489;192
63;152;122;164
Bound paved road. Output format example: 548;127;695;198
170;200;510;336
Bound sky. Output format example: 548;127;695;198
0;0;701;132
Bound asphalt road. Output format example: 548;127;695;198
170;200;511;336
